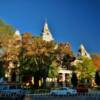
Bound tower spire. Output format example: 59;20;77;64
78;44;91;59
14;30;22;40
42;20;54;42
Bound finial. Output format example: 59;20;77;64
44;18;49;32
45;18;47;23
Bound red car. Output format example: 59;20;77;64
77;84;88;93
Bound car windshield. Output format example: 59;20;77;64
59;87;67;90
3;87;8;90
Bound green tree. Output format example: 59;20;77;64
0;59;5;78
48;60;59;78
71;72;78;88
77;56;96;84
95;71;100;86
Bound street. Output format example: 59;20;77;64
24;94;100;100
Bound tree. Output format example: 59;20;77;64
95;71;100;86
19;32;33;83
48;60;59;78
56;43;75;69
92;54;100;71
92;54;100;86
76;56;96;85
31;38;57;89
0;19;15;48
71;72;78;88
0;59;5;78
0;19;18;82
19;33;57;89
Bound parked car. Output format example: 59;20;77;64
50;87;77;96
77;84;88;93
0;83;25;99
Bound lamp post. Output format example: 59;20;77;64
8;61;15;82
16;61;20;83
0;47;5;58
0;46;5;80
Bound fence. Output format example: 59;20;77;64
0;92;100;100
25;93;100;100
26;92;100;96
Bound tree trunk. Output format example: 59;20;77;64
42;77;47;89
34;76;39;89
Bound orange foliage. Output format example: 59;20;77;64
92;54;100;71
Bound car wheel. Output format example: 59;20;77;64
52;93;57;96
67;92;71;95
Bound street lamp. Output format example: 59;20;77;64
0;46;6;82
0;47;5;58
16;61;20;83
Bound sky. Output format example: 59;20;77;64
0;0;100;53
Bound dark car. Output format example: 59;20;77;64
77;84;88;93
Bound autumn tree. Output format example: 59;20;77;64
0;19;15;48
19;32;33;83
92;54;100;71
19;32;58;88
32;37;57;88
0;20;18;82
56;43;75;69
92;54;100;86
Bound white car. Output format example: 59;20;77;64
50;87;77;95
0;84;24;94
0;83;25;99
